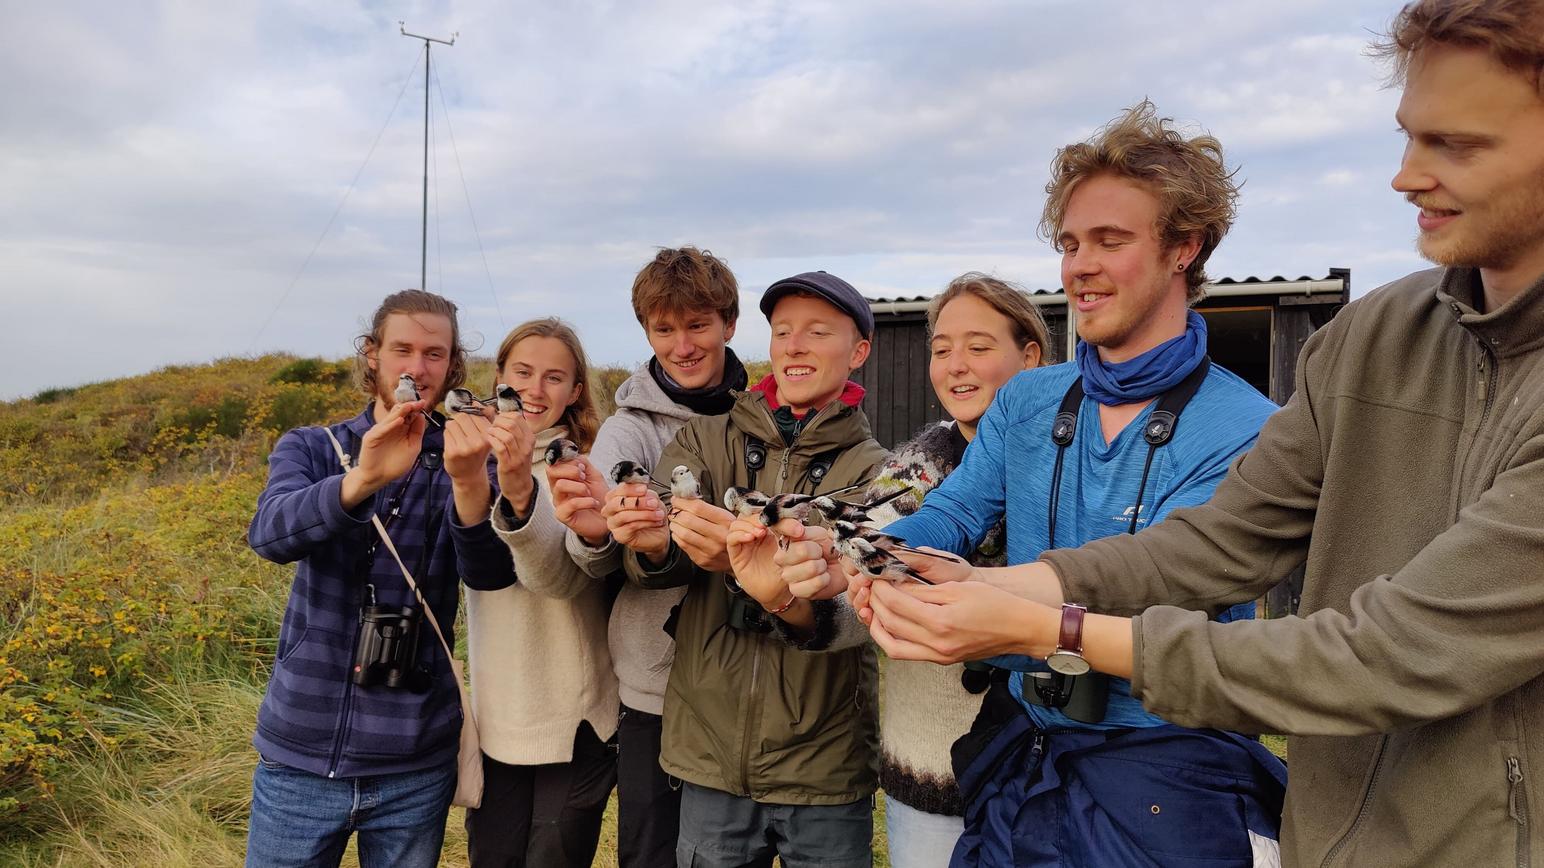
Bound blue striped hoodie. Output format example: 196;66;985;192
248;407;512;778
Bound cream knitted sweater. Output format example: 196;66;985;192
867;422;1005;816
467;427;620;765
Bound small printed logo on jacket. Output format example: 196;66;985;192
1112;504;1149;525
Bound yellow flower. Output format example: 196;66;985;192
89;666;106;677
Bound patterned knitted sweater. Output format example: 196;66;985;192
865;422;1006;817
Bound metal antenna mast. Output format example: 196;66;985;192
400;22;457;292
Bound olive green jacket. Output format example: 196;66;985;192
1046;267;1544;867
625;386;888;805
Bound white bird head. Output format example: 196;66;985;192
495;383;523;414
670;465;700;500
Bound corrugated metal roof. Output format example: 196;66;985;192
865;273;1344;305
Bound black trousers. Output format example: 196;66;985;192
464;720;617;868
616;705;681;868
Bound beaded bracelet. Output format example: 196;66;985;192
766;594;798;615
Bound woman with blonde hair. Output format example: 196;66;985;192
461;317;618;868
860;273;1049;867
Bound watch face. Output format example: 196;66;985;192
1046;651;1091;677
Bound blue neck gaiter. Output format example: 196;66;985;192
1075;310;1208;405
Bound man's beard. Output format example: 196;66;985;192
1412;173;1544;271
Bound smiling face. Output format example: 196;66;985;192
929;294;1041;435
1058;174;1197;362
1393;45;1544;303
768;293;870;414
497;335;583;432
644;307;736;390
367;312;454;412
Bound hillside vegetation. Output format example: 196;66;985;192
0;353;799;867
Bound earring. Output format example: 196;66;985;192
1176;262;1188;271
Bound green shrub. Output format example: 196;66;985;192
31;387;79;406
269;358;350;388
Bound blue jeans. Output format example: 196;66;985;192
676;782;869;868
245;755;455;868
884;796;963;868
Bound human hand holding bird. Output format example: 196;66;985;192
669;496;735;573
443;411;495;525
603;479;669;562
547;454;610;545
772;524;848;601
865;579;1055;667
338;399;429;510
725;515;805;614
485;402;537;518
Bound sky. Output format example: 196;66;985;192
8;0;1428;401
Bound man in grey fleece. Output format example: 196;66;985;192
545;247;748;868
854;3;1544;865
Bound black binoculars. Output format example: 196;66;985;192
727;590;774;634
352;598;431;692
1026;670;1109;724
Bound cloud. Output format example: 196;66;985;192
10;0;1426;399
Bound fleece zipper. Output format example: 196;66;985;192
1510;756;1530;868
1322;736;1388;867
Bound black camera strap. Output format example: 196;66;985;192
1027;358;1210;722
1046;357;1210;548
321;426;483;803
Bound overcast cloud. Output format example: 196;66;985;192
9;0;1424;400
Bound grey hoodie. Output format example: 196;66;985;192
564;367;693;715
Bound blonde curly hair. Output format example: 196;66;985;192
1039;100;1239;303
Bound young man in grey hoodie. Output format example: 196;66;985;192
545;247;748;868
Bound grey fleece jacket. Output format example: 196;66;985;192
1045;267;1544;867
563;367;692;716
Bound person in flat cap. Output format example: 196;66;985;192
606;270;886;868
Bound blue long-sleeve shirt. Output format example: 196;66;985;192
248;406;512;778
886;361;1277;730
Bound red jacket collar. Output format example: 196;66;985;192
750;374;866;416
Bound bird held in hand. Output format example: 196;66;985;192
724;486;770;519
445;388;487;415
611;460;670;493
495;384;523;414
809;487;911;525
670;466;701;500
544;438;580;466
834;534;932;584
394;374;420;405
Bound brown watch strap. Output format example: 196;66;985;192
1057;604;1088;654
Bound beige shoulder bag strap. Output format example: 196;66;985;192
323;427;484;809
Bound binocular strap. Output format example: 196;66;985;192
323;427;485;808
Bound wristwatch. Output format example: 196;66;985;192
1045;603;1091;676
